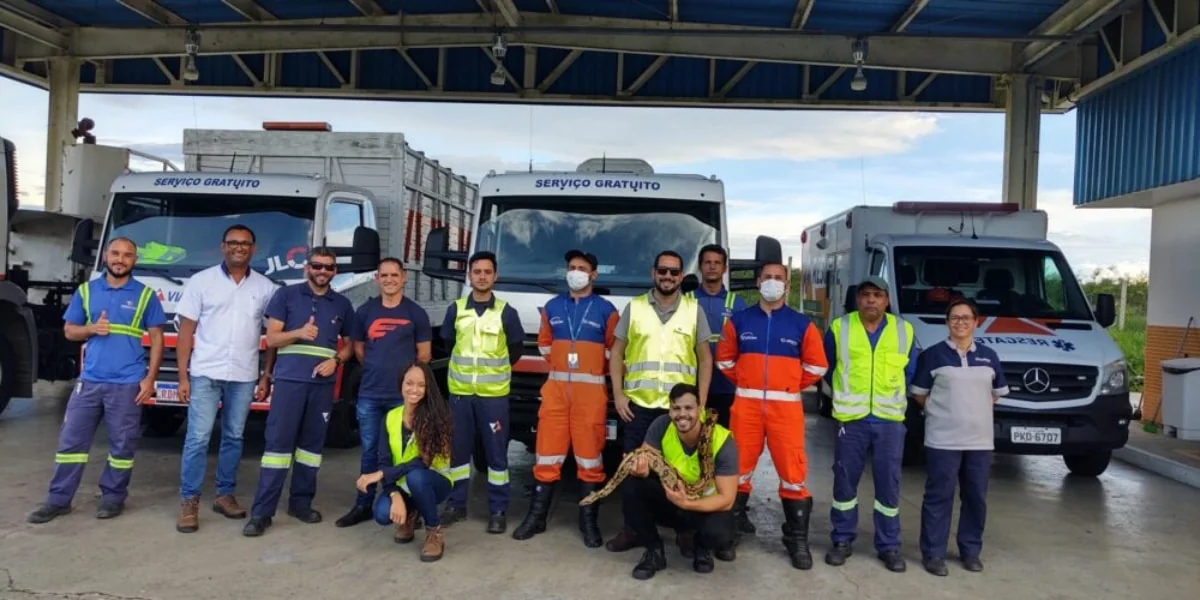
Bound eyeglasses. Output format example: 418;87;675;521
947;315;975;323
223;240;253;248
655;267;682;276
309;262;336;272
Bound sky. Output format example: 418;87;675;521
0;77;1151;279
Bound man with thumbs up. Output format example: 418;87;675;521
243;247;356;537
28;237;166;523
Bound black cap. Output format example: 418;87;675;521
564;249;598;270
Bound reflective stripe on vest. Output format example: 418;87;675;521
830;312;914;422
80;282;155;339
385;405;452;494
623;293;699;410
278;344;338;358
447;297;512;397
661;417;731;497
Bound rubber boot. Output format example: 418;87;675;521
512;482;555;540
780;497;814;570
577;482;603;548
732;492;755;535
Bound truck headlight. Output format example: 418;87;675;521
1099;359;1128;395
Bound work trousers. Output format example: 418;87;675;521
624;474;735;551
830;418;906;552
249;380;335;519
46;381;141;507
354;395;403;507
373;467;453;528
706;393;734;429
731;396;810;500
920;448;992;561
618;402;669;528
533;377;608;484
446;394;510;514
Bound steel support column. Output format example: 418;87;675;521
1002;74;1041;210
44;57;80;213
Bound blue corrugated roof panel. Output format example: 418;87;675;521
156;0;246;22
43;0;155;26
251;0;364;20
684;0;797;27
907;0;1063;36
806;0;915;34
1074;40;1200;205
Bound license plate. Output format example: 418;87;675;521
1010;426;1061;444
154;382;180;404
606;419;618;441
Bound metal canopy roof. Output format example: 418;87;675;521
0;0;1194;112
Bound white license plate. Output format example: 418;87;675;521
1010;426;1061;444
606;419;618;441
154;382;180;404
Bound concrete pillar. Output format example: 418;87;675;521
44;57;80;214
1002;74;1041;210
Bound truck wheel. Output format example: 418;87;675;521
0;340;15;417
1064;451;1111;477
143;408;185;437
818;392;833;419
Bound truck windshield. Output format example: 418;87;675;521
892;246;1094;321
104;192;316;279
475;195;721;293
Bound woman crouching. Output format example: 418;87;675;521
356;362;454;561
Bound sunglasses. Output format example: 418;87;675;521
655;266;682;276
309;262;336;272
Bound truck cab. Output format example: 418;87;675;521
803;202;1130;476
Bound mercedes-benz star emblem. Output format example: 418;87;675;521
1023;367;1050;394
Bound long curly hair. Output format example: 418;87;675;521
400;361;453;465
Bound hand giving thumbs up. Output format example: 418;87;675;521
92;310;111;337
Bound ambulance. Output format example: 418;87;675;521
801;201;1131;476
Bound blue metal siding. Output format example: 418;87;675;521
1074;40;1200;205
908;0;1063;36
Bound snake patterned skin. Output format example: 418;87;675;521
579;408;719;506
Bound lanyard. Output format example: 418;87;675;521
566;296;595;345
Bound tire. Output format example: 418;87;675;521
818;391;833;419
0;339;14;417
1064;451;1112;477
142;408;185;437
324;364;361;450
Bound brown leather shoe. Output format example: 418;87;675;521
605;527;641;553
394;515;420;544
213;495;247;519
421;525;445;562
177;498;199;533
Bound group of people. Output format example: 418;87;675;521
26;228;1008;579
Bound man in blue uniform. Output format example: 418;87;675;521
691;244;747;427
27;237;166;523
243;247;356;537
335;257;433;528
439;250;525;534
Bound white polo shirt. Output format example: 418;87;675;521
176;263;279;382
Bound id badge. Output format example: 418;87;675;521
567;353;579;369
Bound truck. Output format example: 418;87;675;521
0;124;478;454
420;157;782;474
800;201;1131;476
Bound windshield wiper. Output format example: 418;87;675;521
133;266;184;285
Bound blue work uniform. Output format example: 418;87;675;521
439;294;525;515
822;315;920;553
692;285;746;427
46;277;166;508
249;282;355;520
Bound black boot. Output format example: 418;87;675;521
577;482;603;548
631;542;667;580
780;497;814;570
732;492;755;535
513;482;555;540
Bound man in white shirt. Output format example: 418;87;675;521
174;224;279;534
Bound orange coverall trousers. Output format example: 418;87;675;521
532;374;608;484
731;394;811;500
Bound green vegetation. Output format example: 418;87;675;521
1080;268;1148;391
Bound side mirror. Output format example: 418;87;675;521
844;285;858;314
422;226;468;281
1094;293;1116;328
69;218;98;266
330;226;380;274
729;235;783;291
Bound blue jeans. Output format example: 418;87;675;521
372;468;452;527
179;376;256;500
356;396;402;507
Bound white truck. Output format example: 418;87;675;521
421;157;781;472
801;201;1131;476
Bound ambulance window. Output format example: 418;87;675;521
1041;256;1067;311
325;201;362;247
869;249;886;278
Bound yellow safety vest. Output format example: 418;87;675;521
385;405;453;494
829;312;914;422
447;297;512;397
79;281;155;339
661;417;732;497
623;293;699;410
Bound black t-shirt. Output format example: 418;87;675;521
352;296;432;399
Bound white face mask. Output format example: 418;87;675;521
566;270;591;291
759;279;786;302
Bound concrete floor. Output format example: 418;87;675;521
2;384;1198;600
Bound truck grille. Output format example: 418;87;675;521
152;345;268;383
1001;362;1097;401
